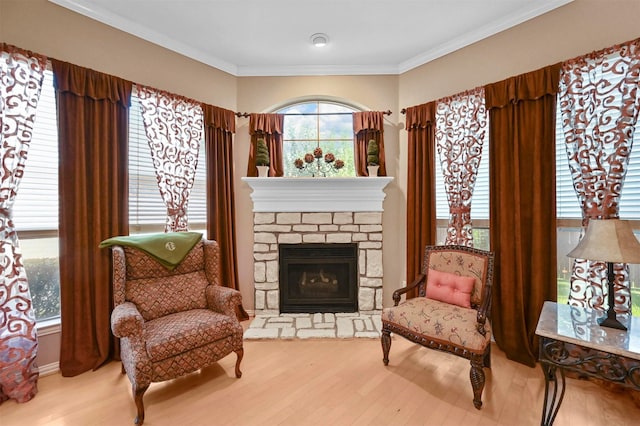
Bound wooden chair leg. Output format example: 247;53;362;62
133;383;149;425
381;329;392;365
234;348;244;378
470;356;485;409
483;345;491;368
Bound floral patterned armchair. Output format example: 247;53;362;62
381;245;494;409
110;239;244;425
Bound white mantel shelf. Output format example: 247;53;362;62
242;177;394;212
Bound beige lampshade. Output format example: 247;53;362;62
567;219;640;263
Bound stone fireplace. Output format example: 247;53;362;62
242;177;393;317
279;243;358;313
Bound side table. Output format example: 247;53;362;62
535;301;640;425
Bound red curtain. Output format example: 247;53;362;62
404;102;437;298
434;87;488;247
0;43;48;404
246;113;284;177
203;105;248;320
353;111;387;176
52;60;131;376
485;63;561;367
559;38;640;314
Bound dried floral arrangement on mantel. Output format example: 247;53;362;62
294;147;344;177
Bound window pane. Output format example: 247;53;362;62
13;69;61;322
21;237;61;321
319;114;353;139
434;108;490;221
557;227;640;315
129;91;206;234
555;54;640;312
280;101;357;177
14;70;58;230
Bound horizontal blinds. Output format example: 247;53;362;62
619;130;640;219
128;92;207;231
13;69;58;231
555;67;640;221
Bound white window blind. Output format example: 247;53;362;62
13;69;58;231
128;92;207;233
555;83;640;220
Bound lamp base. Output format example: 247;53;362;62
597;310;627;331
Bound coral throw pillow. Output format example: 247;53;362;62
425;269;475;308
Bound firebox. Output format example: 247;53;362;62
279;243;358;313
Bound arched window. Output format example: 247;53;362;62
278;101;357;177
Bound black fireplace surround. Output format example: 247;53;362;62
279;243;358;313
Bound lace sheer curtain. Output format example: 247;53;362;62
559;38;640;314
0;43;47;404
435;87;488;247
136;86;204;232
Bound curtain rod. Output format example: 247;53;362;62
235;110;392;118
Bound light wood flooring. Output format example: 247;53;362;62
2;326;639;425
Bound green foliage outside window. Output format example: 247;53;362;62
24;257;61;321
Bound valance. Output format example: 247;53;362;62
404;102;436;130
485;63;561;109
203;104;236;133
51;60;132;106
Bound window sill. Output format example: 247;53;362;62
37;317;61;336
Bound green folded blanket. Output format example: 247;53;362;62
99;232;203;270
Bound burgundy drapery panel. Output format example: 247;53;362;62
246;113;284;177
485;63;561;367
559;39;640;315
0;43;47;404
404;102;437;299
353;111;387;176
52;60;131;377
136;86;204;232
202;105;248;320
435;87;488;247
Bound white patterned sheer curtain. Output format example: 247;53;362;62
136;85;204;232
559;39;640;314
435;87;488;247
0;44;47;404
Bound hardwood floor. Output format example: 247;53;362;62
3;327;639;425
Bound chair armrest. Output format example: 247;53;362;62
111;302;144;338
475;280;492;336
206;285;243;318
391;274;426;306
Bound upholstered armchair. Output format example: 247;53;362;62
381;245;495;409
110;238;244;425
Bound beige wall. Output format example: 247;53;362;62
396;0;640;299
0;0;237;107
2;0;639;370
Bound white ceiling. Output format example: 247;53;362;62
49;0;573;77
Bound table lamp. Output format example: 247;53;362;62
567;219;640;330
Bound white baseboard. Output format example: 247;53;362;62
38;362;59;377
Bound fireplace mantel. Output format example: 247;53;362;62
242;177;393;212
